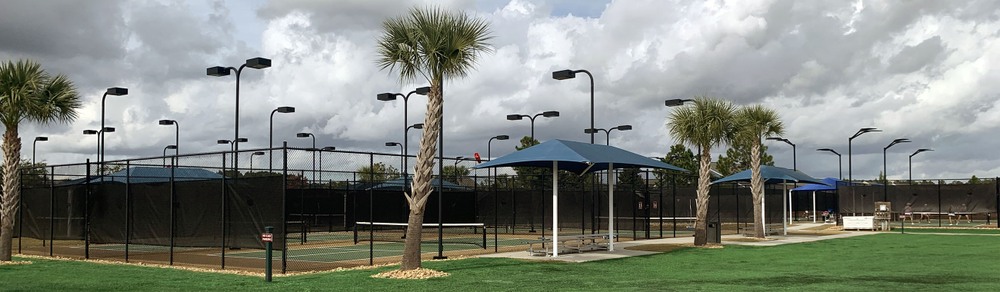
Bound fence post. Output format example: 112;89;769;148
169;156;176;265
368;152;374;265
281;141;288;274
125;161;130;263
220;151;227;269
85;159;90;259
48;165;55;256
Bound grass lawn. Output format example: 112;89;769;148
897;228;1000;235
3;233;999;291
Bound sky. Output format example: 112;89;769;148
2;0;999;182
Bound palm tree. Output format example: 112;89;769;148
734;105;784;238
376;7;492;270
0;59;81;261
667;97;736;246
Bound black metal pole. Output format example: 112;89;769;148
85;159;90;259
265;226;273;282
48;165;55;256
125;161;131;262
369;153;375;264
672;174;677;238
169;156;175;265
221;150;227;269
281;141;289;273
434;86;446;260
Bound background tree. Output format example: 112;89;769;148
667;96;736;246
512;136;548;188
715;142;774;177
442;164;469;184
733;104;783;239
356;162;400;183
656;144;698;187
376;7;492;270
18;160;48;188
0;59;81;261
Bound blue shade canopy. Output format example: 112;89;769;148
63;166;223;185
362;175;470;191
791;177;841;192
712;165;825;185
473;139;688;173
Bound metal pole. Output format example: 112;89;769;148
125;161;131;262
369;153;375;264
48;166;55;256
84;159;90;259
265;226;273;282
169;156;175;265
434;86;446;260
220;150;227;269
281;141;289;273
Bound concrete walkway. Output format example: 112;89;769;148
477;223;874;263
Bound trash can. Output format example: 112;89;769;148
707;221;720;244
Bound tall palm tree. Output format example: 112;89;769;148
376;7;492;270
0;59;81;261
734;105;784;238
667;97;736;246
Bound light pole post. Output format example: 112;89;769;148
249;151;265;171
507;111;559;234
319;146;335;185
297;132;316;183
908;149;933;184
162;145;177;167
100;87;128;173
817;148;843;180
552;69;594;144
269;106;295;172
848;127;880;184
217;138;248;171
378;87;430;182
883;138;911;201
488;135;509;252
207;57;271;177
159;119;179;166
766;137;796;170
386;142;403;174
32;136;48;166
584;125;632;146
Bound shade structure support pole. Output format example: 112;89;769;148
551;161;559;257
608;162;615;252
782;181;788;236
812;191;817;223
762;184;767;236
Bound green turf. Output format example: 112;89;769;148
896;228;1000;235
4;233;1000;291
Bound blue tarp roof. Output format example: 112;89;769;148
791;177;840;192
362;175;470;191
66;166;223;185
712;165;825;185
473;139;688;173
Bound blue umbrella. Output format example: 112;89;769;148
474;139;687;256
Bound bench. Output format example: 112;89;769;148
526;234;612;256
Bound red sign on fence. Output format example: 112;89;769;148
261;233;273;242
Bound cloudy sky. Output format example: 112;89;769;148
2;0;999;181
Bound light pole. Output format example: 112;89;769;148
816;148;843;180
506;111;559;143
32;136;48;166
162;145;177;167
85;128;114;165
664;99;695;107
908;148;932;184
506;111;559;233
207;57;271;178
100;87;128;171
452;156;465;184
297;132;316;183
249;151;265;171
269;106;295;171
377;87;430;175
584;125;632;145
158;119;179;166
318;146;335;185
552;69;594;144
766;137;796;170
848;127;880;184
883;138;910;201
403;123;424;177
488;134;509;252
386;142;403;176
217;138;248;171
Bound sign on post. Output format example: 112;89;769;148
261;233;273;242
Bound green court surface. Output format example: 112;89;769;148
81;244;203;253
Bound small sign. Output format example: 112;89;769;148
474;152;482;163
261;233;273;242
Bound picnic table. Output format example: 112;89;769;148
526;233;612;256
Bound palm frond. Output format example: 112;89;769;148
735;104;784;143
375;6;493;84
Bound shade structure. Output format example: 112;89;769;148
362;175;470;191
474;139;687;256
711;165;825;235
791;177;839;192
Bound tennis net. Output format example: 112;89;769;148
353;222;486;248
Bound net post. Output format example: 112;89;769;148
264;226;273;282
482;224;486;249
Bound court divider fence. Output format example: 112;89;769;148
13;146;999;272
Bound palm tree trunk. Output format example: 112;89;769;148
750;140;765;238
1;127;22;261
693;144;711;246
400;82;443;270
